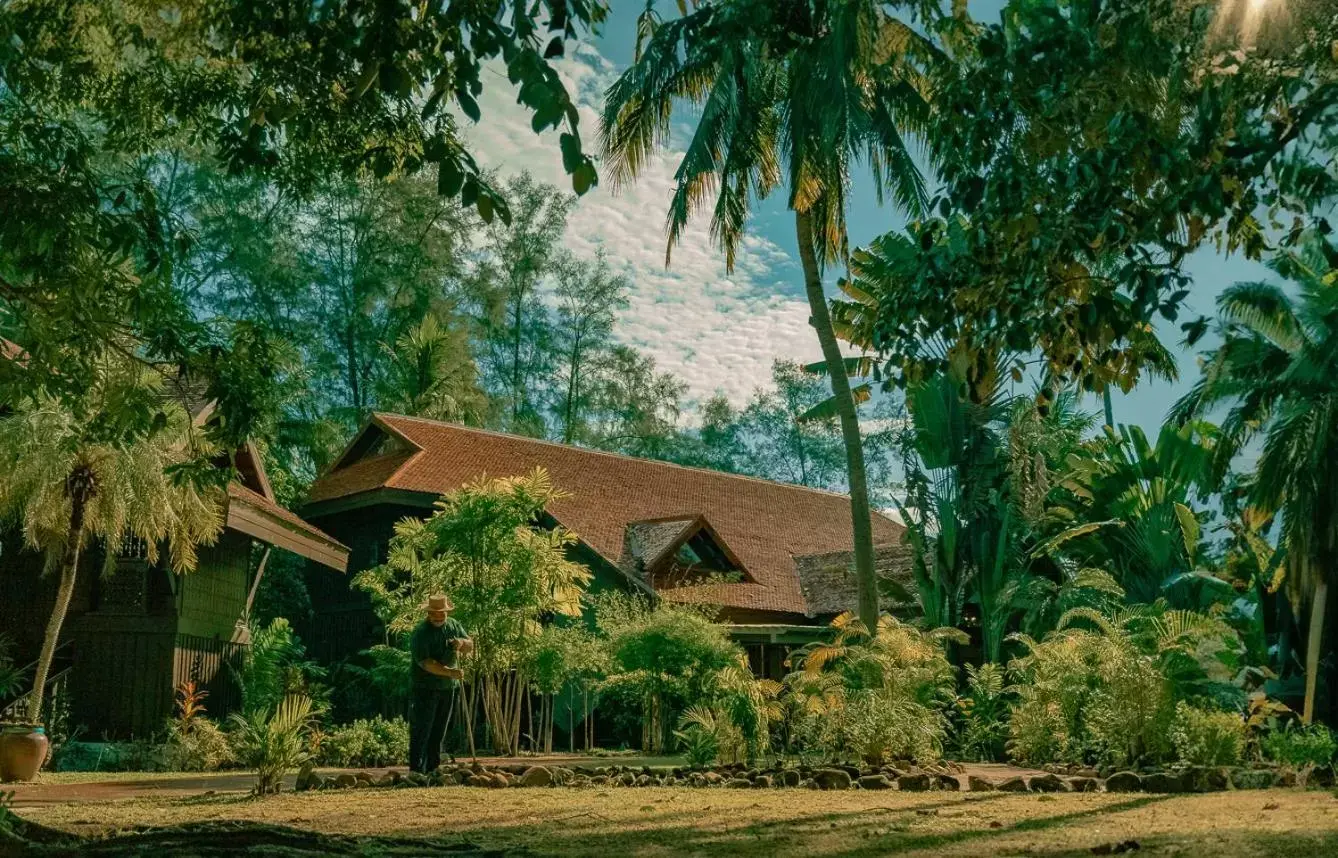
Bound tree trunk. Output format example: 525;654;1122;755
27;487;89;721
1302;579;1328;724
795;209;879;631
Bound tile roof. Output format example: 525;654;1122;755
227;483;350;556
307;414;907;617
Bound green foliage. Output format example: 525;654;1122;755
1006;604;1243;767
1173;237;1338;723
315;717;409;769
0;350;227;720
674;706;725;769
330;645;412;722
0;635;24;700
236;618;326;718
356;468;591;755
785;614;957;765
1261;724;1337;772
953;663;1010;763
594;593;745;754
229;694;317;795
1170;702;1245;768
879;1;1338;397
162;681;233;772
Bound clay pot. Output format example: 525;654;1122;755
0;724;49;782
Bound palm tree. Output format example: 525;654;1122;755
0;352;225;721
1172;240;1338;724
601;0;938;630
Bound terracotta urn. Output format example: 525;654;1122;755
0;724;48;782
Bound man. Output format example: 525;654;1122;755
408;592;473;774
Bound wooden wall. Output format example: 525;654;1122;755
66;617;176;739
299;503;422;663
176;530;251;640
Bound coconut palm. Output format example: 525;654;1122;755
0;351;225;721
601;0;939;630
1172;241;1338;724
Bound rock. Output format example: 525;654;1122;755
779;769;802;788
1074;767;1100;779
703;771;724;785
1186;766;1229;792
1142;771;1189;794
753;775;773;788
635;774;652;787
375;773;397;788
725;777;753;788
1104;771;1143;793
466;774;489;787
996;776;1029;793
858;774;894;790
837;764;862;780
1029;773;1069;793
334;773;358;789
897;773;932;791
1274;769;1297;788
590;775;610;786
1231;768;1277;790
935;774;962;791
814;768;853;791
1067;777;1100;793
967;775;996;792
619;773;637;787
520;766;553;788
490;773;511;788
802;778;819;789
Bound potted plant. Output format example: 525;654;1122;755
0;635;47;783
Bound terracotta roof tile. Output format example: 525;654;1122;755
307;414;906;617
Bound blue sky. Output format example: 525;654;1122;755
464;1;1273;433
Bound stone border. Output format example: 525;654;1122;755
295;760;1323;794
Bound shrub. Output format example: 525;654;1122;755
674;706;724;769
953;663;1010;762
316;717;410;768
1169;702;1245;767
1008;629;1173;767
163;718;233;772
162;681;233;772
843;689;946;766
230;694;316;794
1261;723;1337;781
50;741;165;773
785;614;955;765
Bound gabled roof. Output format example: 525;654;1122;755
307;414;907;617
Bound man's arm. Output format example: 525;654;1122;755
418;659;464;681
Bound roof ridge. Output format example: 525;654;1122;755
371;412;878;504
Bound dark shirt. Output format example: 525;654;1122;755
409;617;469;691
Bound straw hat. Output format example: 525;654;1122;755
424;593;453;612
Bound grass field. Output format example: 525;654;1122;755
18;784;1338;857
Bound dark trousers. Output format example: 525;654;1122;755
409;685;456;773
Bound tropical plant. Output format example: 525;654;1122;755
596;595;744;754
953;663;1010;763
0;351;226;722
355;468;591;756
787;613;958;764
377;312;486;424
1172;240;1338;724
229;694;317;795
674;705;729;769
1169;702;1245;768
1007;604;1243;767
602;0;940;632
236;618;327;717
162;681;233;772
1039;422;1221;607
0;635;24;701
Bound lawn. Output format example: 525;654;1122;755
15;785;1338;857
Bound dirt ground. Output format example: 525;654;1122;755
13;782;1338;857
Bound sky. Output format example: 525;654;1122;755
460;1;1275;434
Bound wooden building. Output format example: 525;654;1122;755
300;414;914;678
0;383;349;738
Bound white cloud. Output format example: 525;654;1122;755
461;44;823;406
